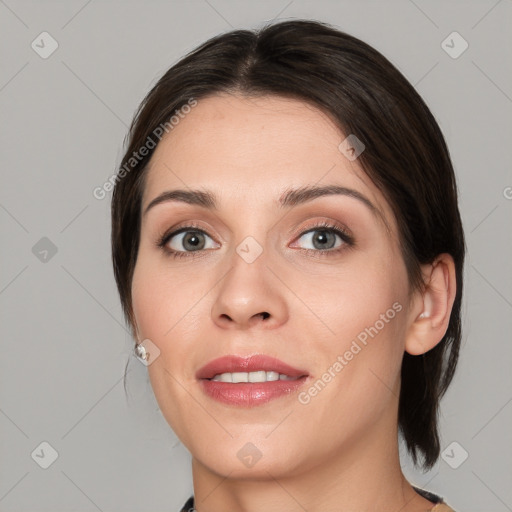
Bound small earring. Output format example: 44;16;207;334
135;342;149;361
418;311;430;319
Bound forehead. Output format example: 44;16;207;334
142;94;394;226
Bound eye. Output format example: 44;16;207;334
157;221;354;259
296;229;341;250
291;222;354;253
159;227;219;257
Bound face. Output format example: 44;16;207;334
131;94;416;479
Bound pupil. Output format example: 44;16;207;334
314;230;334;249
184;232;204;251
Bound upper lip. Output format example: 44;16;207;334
196;354;309;380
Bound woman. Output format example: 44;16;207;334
111;19;464;512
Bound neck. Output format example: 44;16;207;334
190;412;435;512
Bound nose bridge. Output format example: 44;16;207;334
210;231;288;328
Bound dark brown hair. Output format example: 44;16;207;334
111;19;465;471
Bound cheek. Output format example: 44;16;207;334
293;250;408;410
131;257;208;444
292;245;407;343
131;253;204;340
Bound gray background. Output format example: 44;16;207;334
1;0;511;511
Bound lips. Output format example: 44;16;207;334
196;354;308;380
196;354;310;407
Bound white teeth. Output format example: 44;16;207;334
232;372;248;383
211;371;299;383
249;371;266;382
266;371;279;381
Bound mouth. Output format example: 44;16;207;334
196;354;308;380
209;371;300;382
196;354;309;407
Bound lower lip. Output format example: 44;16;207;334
199;377;309;407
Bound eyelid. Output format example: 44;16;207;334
156;221;219;247
288;218;354;244
292;221;355;250
168;230;219;252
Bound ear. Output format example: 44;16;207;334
405;253;457;356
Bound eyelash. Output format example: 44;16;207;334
156;220;355;260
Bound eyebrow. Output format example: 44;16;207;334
143;184;379;218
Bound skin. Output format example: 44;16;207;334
131;94;456;512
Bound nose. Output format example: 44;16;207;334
210;250;288;330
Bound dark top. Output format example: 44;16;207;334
179;485;455;511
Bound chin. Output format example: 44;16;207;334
191;437;309;480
